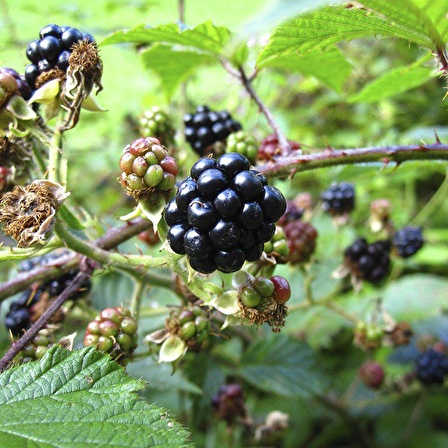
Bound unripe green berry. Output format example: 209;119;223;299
22;344;35;357
179;310;194;325
121;317;138;335
35;345;48;359
100;308;124;325
84;334;99;346
252;277;275;298
145;151;159;166
240;287;262;308
126;173;146;190
87;320;102;335
152;145;167;161
196;330;209;344
143;164;164;187
195;316;209;333
34;334;50;347
97;336;114;352
180;321;197;340
192;306;204;317
132;156;149;177
117;333;134;350
158;172;176;191
99;320;119;337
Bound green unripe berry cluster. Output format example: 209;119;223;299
15;328;54;363
84;306;138;364
139;106;176;147
239;277;276;308
263;226;289;262
226;131;258;164
119;137;178;198
173;306;211;348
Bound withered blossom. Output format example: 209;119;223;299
0;180;68;247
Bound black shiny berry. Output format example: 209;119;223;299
187;198;218;230
191;158;217;180
261;186;287;221
164;199;187;226
5;307;30;336
256;221;276;242
40;24;62;39
197;169;228;198
244;243;264;262
214;188;241;218
321;182;355;216
176;177;199;210
189;256;217;274
415;348;448;385
217;153;250;178
231;171;263;201
209;220;241;249
38;36;62;62
215;248;245;273
167;223;189;255
25;64;39;88
184;228;211;259
61;27;83;49
56;50;71;71
239;202;263;230
26;39;41;63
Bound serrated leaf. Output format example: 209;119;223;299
101;21;231;56
259;47;352;92
141;44;216;101
348;61;434;103
238;334;327;398
257;6;434;66
362;0;448;48
0;346;192;447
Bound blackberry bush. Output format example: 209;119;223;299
25;24;95;89
165;152;286;273
392;226;424;258
183;105;242;156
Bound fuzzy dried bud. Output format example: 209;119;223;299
0;180;68;247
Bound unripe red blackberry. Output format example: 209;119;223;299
211;383;247;425
226;131;258;164
164;305;211;351
359;361;384;389
138;227;160;246
83;306;138;364
344;238;391;284
415;347;448;385
165;153;286;274
282;220;318;265
184;105;242;156
392;226;424;258
321;182;355;217
257;134;300;161
139;106;176;148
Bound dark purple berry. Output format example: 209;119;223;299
392;226;424;258
82;33;95;44
164;199;187;226
244;243;264;261
197;168;228;198
176;177;199;210
321;182;355;216
214;248;245;273
217;152;250;178
56;50;71;71
187;198;218;230
189;255;217;274
239;202;263;230
26;39;41;63
209;220;241;249
190;158;217;180
167;223;189;255
231;170;263;201
261;186;287;221
37;59;53;73
256;221;276;242
61;27;83;49
184;228;212;259
25;64;39;87
415;348;448;385
38;36;62;62
40;24;62;39
214;188;241;218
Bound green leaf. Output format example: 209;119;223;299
238;334;327;398
361;0;448;48
101;21;232;56
257;5;434;66
348;61;434;103
141;44;216;101
0;346;192;447
259;47;352;92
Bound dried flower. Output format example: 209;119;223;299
0;180;69;247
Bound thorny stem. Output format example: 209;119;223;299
0;263;94;372
258;142;448;178
221;59;291;154
0;218;166;301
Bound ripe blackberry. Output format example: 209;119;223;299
5;302;31;335
25;24;96;89
226;131;258;164
321;182;355;216
282;220;318;265
415;347;448;385
83;307;138;365
257;134;301;161
165;153;286;274
139;106;176;148
183;105;242;156
344;238;391;284
392;226;424;258
211;383;247;425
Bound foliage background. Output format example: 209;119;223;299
1;0;448;447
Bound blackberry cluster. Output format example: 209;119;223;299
321;182;355;216
184;105;242;156
139;106;176;148
392;226;424;258
226;131;258;164
165;153;286;274
15;328;55;363
83;306;138;365
282;220;318;265
0;67;32;101
415;348;448;385
344;238;391;284
257;134;301;161
25;24;95;89
211;383;247;425
5;251;91;335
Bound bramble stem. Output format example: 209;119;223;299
130;280;147;316
258;143;448;178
